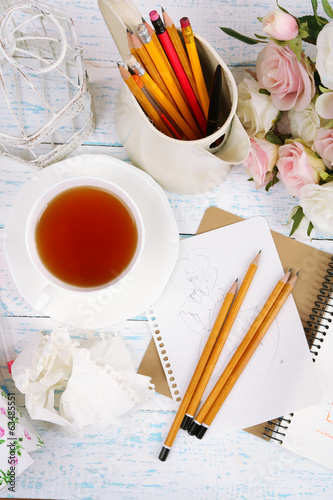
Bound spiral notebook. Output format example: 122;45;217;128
145;214;322;435
262;281;333;470
138;207;332;461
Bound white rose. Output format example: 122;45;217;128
299;181;333;235
236;77;279;137
288;102;320;146
316;20;333;90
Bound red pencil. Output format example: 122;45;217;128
149;10;206;135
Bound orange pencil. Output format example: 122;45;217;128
158;279;238;461
132;74;182;139
193;272;299;439
127;28;144;68
136;22;202;138
131;33;175;106
125;54;198;140
118;64;173;137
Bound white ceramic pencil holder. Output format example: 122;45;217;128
98;0;250;194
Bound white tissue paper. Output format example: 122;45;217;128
11;328;154;435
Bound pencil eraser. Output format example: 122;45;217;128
149;10;159;22
180;414;193;430
158;446;170;462
180;17;190;28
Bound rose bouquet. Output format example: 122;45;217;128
222;0;333;236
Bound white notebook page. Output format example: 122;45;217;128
149;217;321;436
281;294;333;469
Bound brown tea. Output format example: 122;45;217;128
34;186;138;288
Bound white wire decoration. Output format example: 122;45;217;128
0;0;95;167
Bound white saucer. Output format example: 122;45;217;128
4;154;179;328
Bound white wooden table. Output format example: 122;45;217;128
0;0;333;498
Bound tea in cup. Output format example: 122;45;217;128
25;176;145;293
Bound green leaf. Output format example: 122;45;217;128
311;0;318;15
324;119;333;129
320;170;333;182
257;16;263;22
298;15;327;43
307;221;314;236
265;131;283;145
254;33;268;40
276;1;291;15
322;0;333;18
259;88;271;95
288;37;303;61
220;27;262;45
265;167;280;191
289;206;305;236
298;22;310;39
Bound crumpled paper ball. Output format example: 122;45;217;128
11;328;154;435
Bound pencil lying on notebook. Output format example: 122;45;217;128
191;271;298;439
158;251;260;461
181;251;261;432
158;279;238;462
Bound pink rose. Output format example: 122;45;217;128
262;10;299;41
0;427;5;438
313;128;333;168
243;136;279;188
0;408;6;415
277;141;324;197
256;41;315;112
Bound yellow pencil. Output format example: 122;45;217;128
118;63;173;137
158;279;238;461
192;272;298;439
180;17;210;119
125;54;199;141
142;17;187;101
182;251;261;430
136;22;202;138
162;8;201;104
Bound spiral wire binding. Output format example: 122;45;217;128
263;256;333;444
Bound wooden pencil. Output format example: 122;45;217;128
158;279;238;462
161;7;201;104
127;28;145;68
136;22;203;137
193;272;298;439
131;33;175;106
125;54;198;140
183;251;261;430
180;17;210;119
118;64;173;137
141;18;187;102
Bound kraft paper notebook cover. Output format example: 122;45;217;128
138;207;332;438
